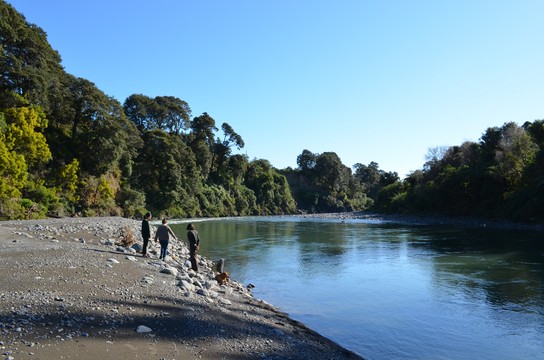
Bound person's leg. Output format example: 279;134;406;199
142;238;149;256
160;240;169;259
190;251;198;271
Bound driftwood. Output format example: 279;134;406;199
118;226;136;247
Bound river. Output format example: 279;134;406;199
170;216;544;360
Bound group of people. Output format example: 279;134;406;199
140;212;201;272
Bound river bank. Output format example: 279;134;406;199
0;217;363;360
296;211;544;232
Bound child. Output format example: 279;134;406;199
154;218;177;260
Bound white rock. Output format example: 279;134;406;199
178;279;195;292
160;266;178;276
107;258;120;264
218;297;232;305
125;256;138;262
223;287;234;297
136;325;152;333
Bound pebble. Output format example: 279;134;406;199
136;325;152;333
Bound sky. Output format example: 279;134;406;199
7;0;544;177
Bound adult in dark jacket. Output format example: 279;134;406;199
141;212;152;257
187;223;200;271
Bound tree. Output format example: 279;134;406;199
211;122;245;183
314;152;350;193
494;122;538;188
154;96;191;134
297;149;317;174
123;94;191;134
354;162;380;196
0;1;65;113
188;112;218;179
131;129;200;217
190;112;217;147
2;105;51;168
123;94;158;132
245;159;296;215
0;104;53;218
67;77;142;175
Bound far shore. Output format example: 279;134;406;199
293;211;544;232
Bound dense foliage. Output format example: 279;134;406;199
0;1;296;219
383;121;544;223
1;1;542;224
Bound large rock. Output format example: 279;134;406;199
160;266;179;277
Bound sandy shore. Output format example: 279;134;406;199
0;217;363;360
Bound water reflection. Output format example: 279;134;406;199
408;227;544;308
170;217;544;360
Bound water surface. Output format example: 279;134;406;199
170;217;544;360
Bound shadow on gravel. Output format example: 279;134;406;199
1;293;362;359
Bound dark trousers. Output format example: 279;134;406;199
190;251;198;271
142;237;150;255
159;239;169;259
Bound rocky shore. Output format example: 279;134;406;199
296;211;544;232
0;217;363;360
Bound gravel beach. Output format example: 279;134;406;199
0;217;363;360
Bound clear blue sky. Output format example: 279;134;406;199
8;0;544;177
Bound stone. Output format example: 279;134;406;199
131;243;142;252
136;325;152;333
160;266;179;276
218;297;232;305
178;279;195;292
215;258;225;273
142;276;154;284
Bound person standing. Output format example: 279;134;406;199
141;212;152;258
154;218;177;261
186;223;200;271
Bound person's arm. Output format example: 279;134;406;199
168;227;177;240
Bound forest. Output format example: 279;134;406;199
1;1;543;223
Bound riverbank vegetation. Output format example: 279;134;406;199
1;1;542;223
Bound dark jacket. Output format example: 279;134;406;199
141;219;150;239
187;230;200;252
